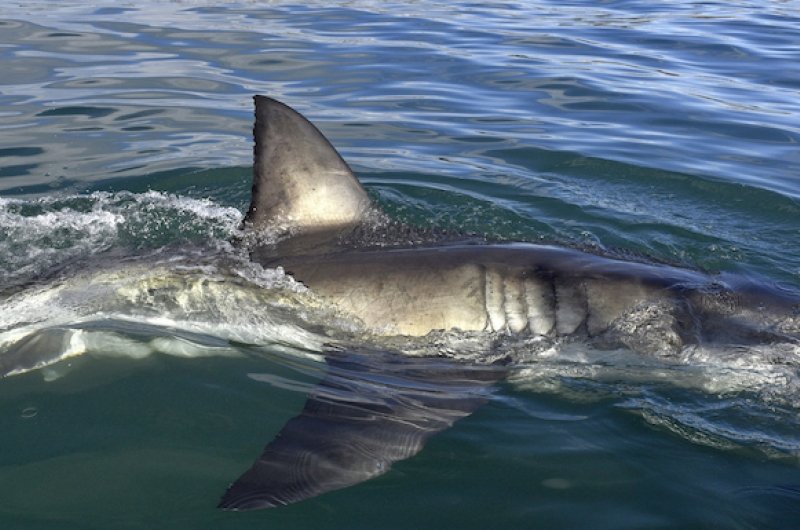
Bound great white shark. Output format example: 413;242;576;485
212;96;800;510
1;96;798;511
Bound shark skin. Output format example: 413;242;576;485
216;96;800;510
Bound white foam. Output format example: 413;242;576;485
0;191;243;286
508;339;800;406
0;255;339;378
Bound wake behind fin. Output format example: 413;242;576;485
244;96;373;244
218;351;504;510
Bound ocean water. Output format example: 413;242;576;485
1;1;800;528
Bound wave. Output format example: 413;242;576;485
0;190;242;287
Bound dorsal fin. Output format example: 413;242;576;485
244;96;372;240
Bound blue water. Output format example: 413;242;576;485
1;1;799;528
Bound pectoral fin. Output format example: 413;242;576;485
218;351;504;510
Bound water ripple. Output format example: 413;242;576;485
1;4;799;525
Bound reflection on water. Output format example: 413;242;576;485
2;0;800;528
2;2;799;197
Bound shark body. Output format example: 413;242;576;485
215;97;799;510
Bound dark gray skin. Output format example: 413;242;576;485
218;96;799;510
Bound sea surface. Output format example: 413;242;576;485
1;1;800;528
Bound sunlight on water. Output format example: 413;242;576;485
1;1;800;528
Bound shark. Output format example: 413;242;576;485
1;96;798;512
214;96;800;510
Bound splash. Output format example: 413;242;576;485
0;256;339;379
507;339;800;460
0;191;243;287
0;190;343;378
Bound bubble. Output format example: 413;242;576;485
20;406;38;419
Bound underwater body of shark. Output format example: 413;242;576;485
212;96;800;510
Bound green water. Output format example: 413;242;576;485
1;1;799;528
